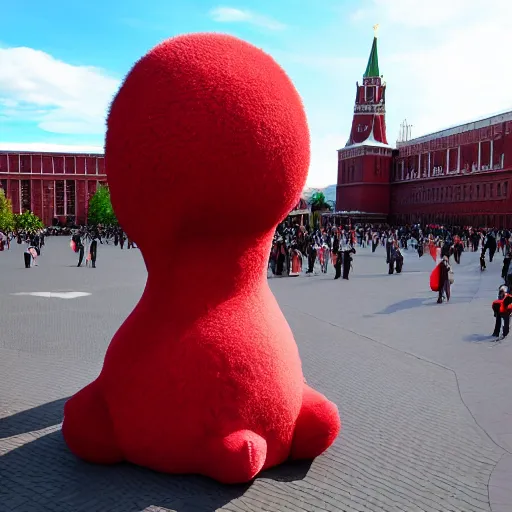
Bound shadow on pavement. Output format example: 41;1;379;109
0;397;70;438
462;333;495;343
0;400;312;512
375;298;430;314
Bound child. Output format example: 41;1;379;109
480;249;486;271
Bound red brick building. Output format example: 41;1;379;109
391;112;512;227
0;147;106;226
337;33;512;227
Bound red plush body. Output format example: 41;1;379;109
62;33;340;484
430;264;441;292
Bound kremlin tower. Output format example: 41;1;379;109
336;26;393;218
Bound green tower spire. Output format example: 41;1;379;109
363;25;380;78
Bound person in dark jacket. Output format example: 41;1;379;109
332;235;341;279
437;256;451;303
395;247;404;273
492;285;512;338
484;232;497;262
342;247;356;280
502;250;511;282
72;233;85;267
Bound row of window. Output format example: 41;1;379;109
8;180;76;215
0;154;105;175
393;141;509;182
397;180;510;206
394;214;512;228
0;179;104;217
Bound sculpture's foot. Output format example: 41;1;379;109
62;381;123;464
290;384;341;460
203;429;267;484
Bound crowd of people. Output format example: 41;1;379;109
269;222;510;277
0;225;134;269
3;219;512;341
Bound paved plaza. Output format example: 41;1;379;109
1;238;511;512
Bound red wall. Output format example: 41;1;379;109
337;183;390;214
388;120;512;225
391;170;512;226
0;151;106;226
337;148;392;215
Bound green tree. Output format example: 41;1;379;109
88;185;118;226
14;211;44;234
309;191;331;212
0;189;15;233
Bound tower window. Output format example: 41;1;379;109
365;87;375;102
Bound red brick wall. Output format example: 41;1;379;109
42;155;53;174
32;180;43;218
42;181;54;226
8;155;19;173
10;179;20;213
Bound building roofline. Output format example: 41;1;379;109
397;109;512;147
0;143;104;156
339;140;392;151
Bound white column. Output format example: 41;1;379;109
418;153;421;177
401;160;404;180
478;141;481;170
490;140;494;170
428;153;431;177
446;148;450;173
457;146;461;172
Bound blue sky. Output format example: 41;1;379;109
1;0;511;185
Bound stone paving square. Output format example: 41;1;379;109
1;238;511;512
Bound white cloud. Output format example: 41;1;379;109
209;7;286;30
0;47;120;135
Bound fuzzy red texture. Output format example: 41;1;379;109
430;264;441;292
61;33;341;484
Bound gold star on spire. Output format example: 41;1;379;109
373;24;380;38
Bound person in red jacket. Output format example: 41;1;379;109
491;285;512;338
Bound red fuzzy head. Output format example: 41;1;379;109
105;33;310;245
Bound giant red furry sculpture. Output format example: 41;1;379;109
62;33;341;484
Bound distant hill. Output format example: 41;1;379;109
302;184;336;207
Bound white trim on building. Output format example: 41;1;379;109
397;109;512;148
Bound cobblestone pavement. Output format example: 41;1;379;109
1;238;511;511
